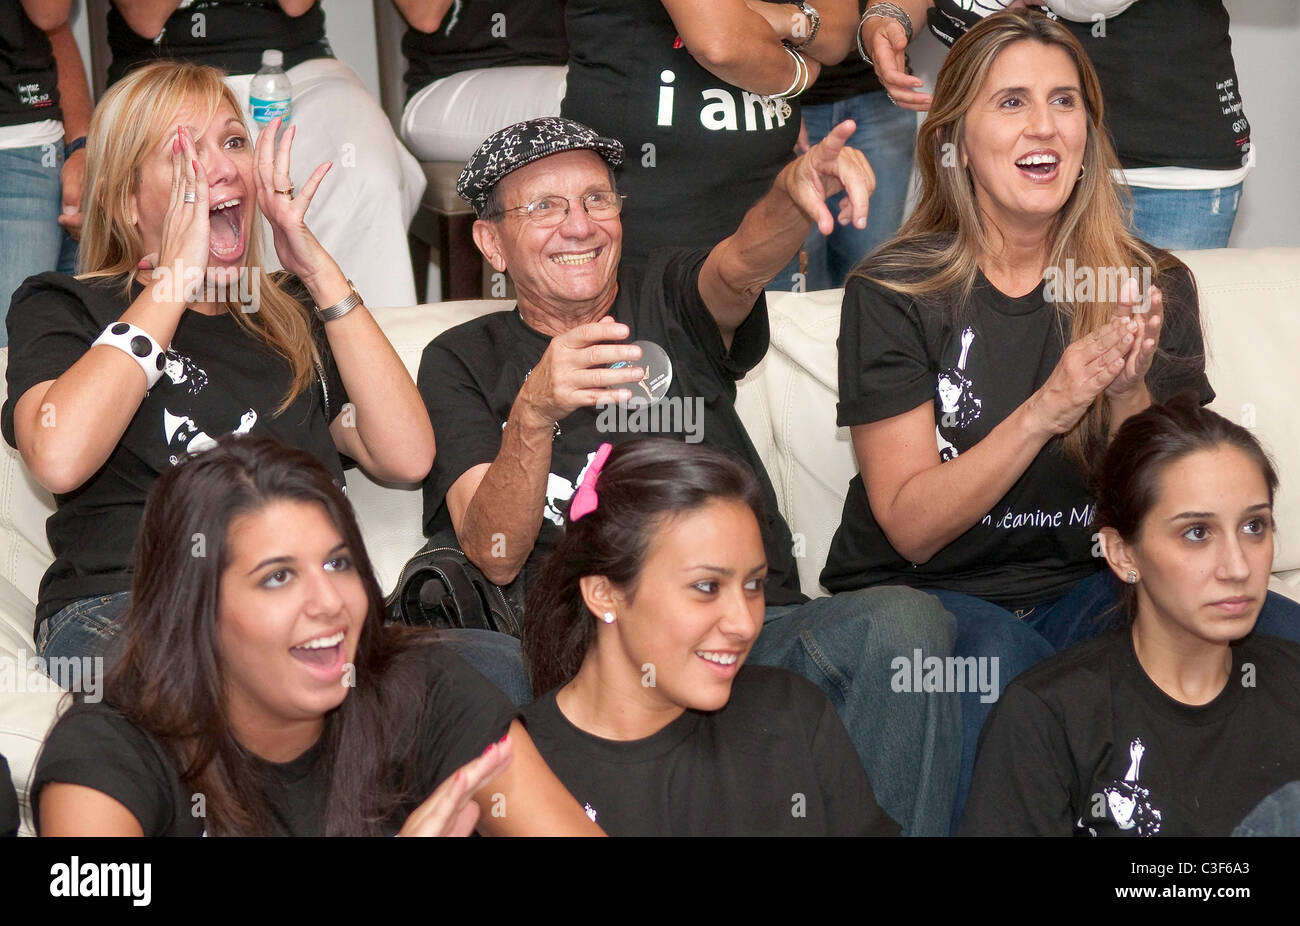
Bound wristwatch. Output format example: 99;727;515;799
785;1;821;50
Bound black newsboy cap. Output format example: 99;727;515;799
457;116;624;217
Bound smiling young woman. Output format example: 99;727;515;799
32;435;600;837
962;396;1300;836
520;439;899;836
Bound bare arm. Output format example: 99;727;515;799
276;0;317;16
661;0;822;95
392;0;456;33
858;319;1133;564
39;783;146;836
700;119;874;337
473;722;604;835
743;0;860;65
20;0;72;31
46;20;92;241
111;1;183;39
445;318;641;586
859;0;932;109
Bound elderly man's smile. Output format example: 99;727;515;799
551;248;602;265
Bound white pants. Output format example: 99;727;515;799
400;65;568;163
226;58;426;308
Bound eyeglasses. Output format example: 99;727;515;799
491;190;627;227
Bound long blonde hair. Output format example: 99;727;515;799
853;9;1192;469
78;60;318;413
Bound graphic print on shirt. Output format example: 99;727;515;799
935;327;982;460
159;349;257;465
1103;737;1163;836
542;449;599;527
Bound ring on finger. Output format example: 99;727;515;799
274;185;294;199
183;190;196;204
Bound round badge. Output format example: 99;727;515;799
608;340;672;406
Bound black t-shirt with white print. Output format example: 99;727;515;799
0;2;61;128
522;665;900;836
32;643;517;836
418;247;804;607
561;0;799;266
1;272;348;631
401;0;568;101
107;0;332;84
961;629;1300;836
820;256;1213;611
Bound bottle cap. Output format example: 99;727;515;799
261;49;284;68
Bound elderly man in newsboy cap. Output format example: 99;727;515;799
412;116;960;836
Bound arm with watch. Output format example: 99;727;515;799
662;0;855;97
743;0;860;64
12;114;434;494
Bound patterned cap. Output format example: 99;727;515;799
457;117;625;217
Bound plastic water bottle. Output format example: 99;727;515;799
249;49;292;138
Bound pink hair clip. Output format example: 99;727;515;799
569;443;613;521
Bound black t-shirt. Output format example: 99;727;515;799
801;0;883;107
418;247;804;606
33;643;517;835
562;0;799;265
2;272;349;630
402;0;568;101
1061;0;1249;170
821;257;1213;610
107;0;332;84
0;1;61;127
522;664;899;836
0;754;17;837
961;629;1300;836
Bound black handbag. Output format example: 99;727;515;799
385;545;522;638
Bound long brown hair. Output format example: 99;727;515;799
851;9;1193;469
106;434;441;835
79;60;318;413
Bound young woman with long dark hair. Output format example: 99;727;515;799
962;396;1300;835
522;438;899;836
33;435;600;836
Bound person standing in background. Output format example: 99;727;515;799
106;0;426;307
562;0;859;269
396;0;569;163
861;0;1253;249
769;0;917;291
0;0;93;344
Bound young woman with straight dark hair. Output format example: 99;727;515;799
33;435;601;836
521;438;899;836
962;395;1300;835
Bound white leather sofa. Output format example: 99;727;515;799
2;247;1297;835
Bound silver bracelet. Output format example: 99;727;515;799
858;2;914;66
93;322;167;389
315;279;363;323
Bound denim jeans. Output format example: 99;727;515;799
0;144;78;346
754;586;960;836
1126;183;1243;251
927;568;1300;834
37;591;131;665
768;91;916;292
1233;781;1300;837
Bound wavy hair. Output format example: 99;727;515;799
851;9;1194;470
105;434;441;835
78;60;318;413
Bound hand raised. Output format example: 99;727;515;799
253;117;333;280
1030;317;1133;435
785;119;876;235
149;125;212;303
1105;279;1162;402
398;735;514;837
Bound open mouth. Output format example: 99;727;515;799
290;629;344;669
209;198;244;259
695;650;741;677
1014;152;1060;181
550;248;599;266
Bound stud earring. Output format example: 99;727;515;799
601;611;615;624
1126;570;1138;584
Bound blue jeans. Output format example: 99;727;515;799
1233;781;1300;837
928;568;1300;834
37;592;131;665
754;586;960;836
767;91;916;292
0;144;78;346
1126;183;1242;251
